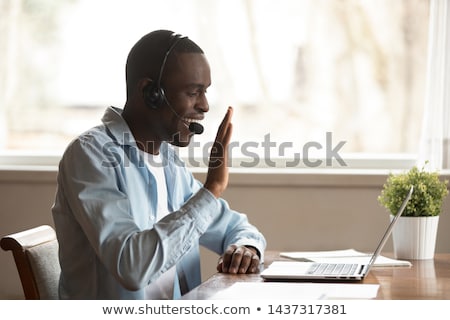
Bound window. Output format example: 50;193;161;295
0;0;430;169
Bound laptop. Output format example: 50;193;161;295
261;186;414;281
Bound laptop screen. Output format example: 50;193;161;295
364;185;414;273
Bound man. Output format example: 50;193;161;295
52;29;266;299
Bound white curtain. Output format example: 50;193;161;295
418;0;450;170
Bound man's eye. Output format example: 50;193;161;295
187;90;207;97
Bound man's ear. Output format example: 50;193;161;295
141;78;163;109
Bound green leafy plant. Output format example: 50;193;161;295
378;164;449;217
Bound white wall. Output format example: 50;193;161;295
1;169;449;299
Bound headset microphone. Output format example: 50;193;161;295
188;122;204;135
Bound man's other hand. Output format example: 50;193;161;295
216;244;260;274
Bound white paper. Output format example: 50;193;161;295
210;282;379;300
280;249;412;267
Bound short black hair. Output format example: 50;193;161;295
125;30;204;97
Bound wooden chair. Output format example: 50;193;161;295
1;225;60;299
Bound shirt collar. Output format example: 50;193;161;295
101;106;175;164
101;106;137;147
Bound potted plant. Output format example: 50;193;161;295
378;164;448;260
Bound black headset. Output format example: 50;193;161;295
143;33;187;109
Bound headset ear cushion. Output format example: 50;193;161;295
143;83;163;109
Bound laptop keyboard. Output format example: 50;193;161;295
307;263;358;275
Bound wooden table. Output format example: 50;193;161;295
182;251;450;299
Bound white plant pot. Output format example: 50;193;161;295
391;216;439;260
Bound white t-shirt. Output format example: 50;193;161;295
140;150;178;299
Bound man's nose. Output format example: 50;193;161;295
196;94;209;113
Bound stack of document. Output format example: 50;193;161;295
210;282;380;300
280;249;411;267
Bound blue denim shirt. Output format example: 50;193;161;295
52;106;266;299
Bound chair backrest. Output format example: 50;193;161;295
1;225;61;299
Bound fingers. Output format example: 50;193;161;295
204;107;234;198
220;244;237;273
217;245;260;274
217;106;233;145
216;256;224;272
216;106;233;141
209;107;233;168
